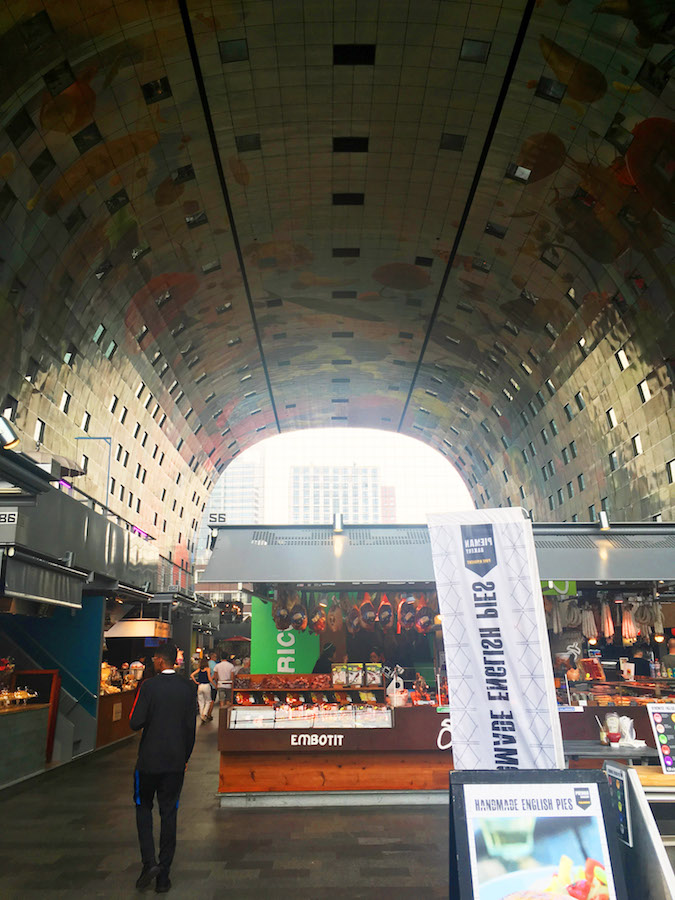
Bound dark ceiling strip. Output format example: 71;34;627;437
398;0;537;434
177;0;281;434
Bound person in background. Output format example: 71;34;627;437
312;642;336;674
129;643;196;894
213;654;235;709
632;646;652;677
206;652;218;721
660;638;675;674
141;654;155;681
238;656;251;675
190;658;216;722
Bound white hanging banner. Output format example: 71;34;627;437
427;508;564;770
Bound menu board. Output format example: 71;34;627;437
605;764;633;847
647;702;675;774
449;770;627;900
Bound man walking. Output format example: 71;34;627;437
130;642;196;893
213;654;235;708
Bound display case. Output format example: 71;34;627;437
568;679;675;706
228;672;392;729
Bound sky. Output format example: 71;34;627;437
221;427;474;523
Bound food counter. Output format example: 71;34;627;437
96;687;138;748
0;703;50;789
218;671;453;805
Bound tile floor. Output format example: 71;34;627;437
0;714;450;899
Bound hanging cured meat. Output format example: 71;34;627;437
398;596;416;632
654;602;665;639
359;592;377;629
308;595;326;634
622;604;638;642
290;593;308;631
346;605;361;635
600;601;614;639
376;593;394;631
566;599;582;628
581;606;598;641
273;590;292;631
551;600;563;635
326;598;343;633
415;595;434;634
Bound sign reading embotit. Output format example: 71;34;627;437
427;508;564;771
291;733;345;747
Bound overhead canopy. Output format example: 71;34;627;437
1;548;86;609
203;524;675;585
105;618;172;639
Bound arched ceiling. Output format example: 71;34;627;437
0;0;674;539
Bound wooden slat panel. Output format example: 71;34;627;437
219;751;453;793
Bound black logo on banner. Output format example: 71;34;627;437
461;524;497;578
574;787;592;810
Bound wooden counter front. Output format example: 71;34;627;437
96;689;138;748
218;706;453;794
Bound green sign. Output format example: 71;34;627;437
250;596;320;674
541;580;577;596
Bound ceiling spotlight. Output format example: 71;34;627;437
0;416;20;450
655;634;665;643
599;510;610;531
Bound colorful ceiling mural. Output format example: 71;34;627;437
0;0;673;556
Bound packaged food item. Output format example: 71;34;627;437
346;663;364;686
364;662;383;686
331;663;347;686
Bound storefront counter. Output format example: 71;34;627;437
96;689;138;748
218;705;453;801
0;704;50;789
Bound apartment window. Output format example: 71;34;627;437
115;443;123;461
104;340;117;360
541;427;549;445
557;488;564;505
133;422;141;439
578;473;585;491
123;450;129;467
542;465;549;482
34;418;45;443
109;394;118;413
519;485;525;500
616;348;630;371
110;477;115;495
81;411;90;432
631;433;643;456
667;459;675;484
136;498;141;514
609;450;619;471
637;379;651;403
564;403;574;421
128;491;133;508
578;336;588;357
601;497;609;512
92;324;105;344
136;382;145;399
141;432;148;448
588;504;597;522
528;442;536;457
521;449;529;464
567;481;574;499
159;452;164;466
135;463;141;479
606;407;617;429
502;470;509;483
161;488;166;502
119;406;127;425
144;394;152;409
548;495;555;511
59;391;71;414
63;344;77;366
549;419;558;436
119;485;125;501
2;395;18;421
562;446;570;465
575;391;586;411
176;473;181;485
545;379;556;397
547;459;555;477
152;444;158;459
571;514;578;522
570;440;578;458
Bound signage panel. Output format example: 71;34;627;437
449;770;627;900
647;702;675;774
250;595;319;674
428;508;563;770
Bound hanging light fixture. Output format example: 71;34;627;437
0;416;19;450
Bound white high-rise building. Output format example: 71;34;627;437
289;464;384;524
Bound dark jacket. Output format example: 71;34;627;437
312;653;334;674
130;672;196;772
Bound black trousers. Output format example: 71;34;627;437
133;769;185;874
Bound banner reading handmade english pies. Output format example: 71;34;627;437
427;508;564;770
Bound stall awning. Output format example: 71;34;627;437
1;549;85;608
202;523;675;584
105;618;172;638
